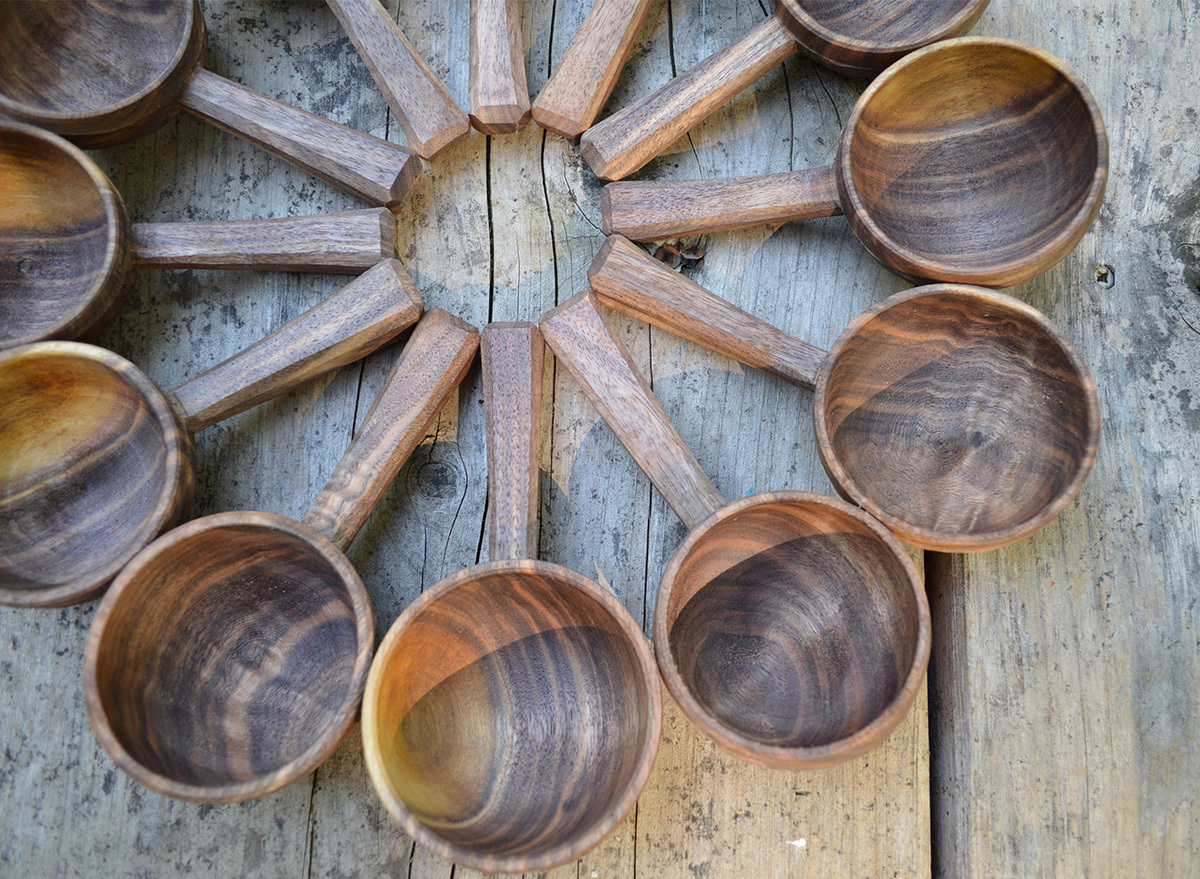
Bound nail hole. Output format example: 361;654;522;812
1094;263;1115;288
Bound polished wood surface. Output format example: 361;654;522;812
603;165;841;240
1;123;395;350
83;309;479;803
530;0;657;139
131;208;397;272
579;14;796;182
590;236;1100;551
0;0;203;147
0;122;133;349
363;323;661;872
540;292;929;770
326;0;470;159
480;323;544;561
0;1;421;206
469;0;531;133
599;39;1107;287
0;262;421;608
579;0;988;181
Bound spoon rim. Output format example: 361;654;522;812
812;283;1101;552
653;490;931;770
0;341;191;607
0;0;199;128
836;37;1109;287
82;509;376;803
362;558;662;874
0;123;131;348
779;0;991;74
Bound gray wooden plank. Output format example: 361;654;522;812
928;2;1200;877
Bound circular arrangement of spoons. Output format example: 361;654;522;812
0;0;1107;874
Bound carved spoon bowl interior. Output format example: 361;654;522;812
0;122;132;349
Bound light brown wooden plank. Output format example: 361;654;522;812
927;2;1200;876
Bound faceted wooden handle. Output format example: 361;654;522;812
481;323;544;561
130;208;396;273
579;13;797;180
469;0;531;133
304;309;480;551
326;0;470;159
589;235;825;389
530;0;657;140
172;259;423;432
602;165;841;240
540;292;725;532
179;69;422;207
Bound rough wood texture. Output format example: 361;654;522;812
480;323;544;561
0;1;422;206
82;308;477;805
326;0;470;159
596;38;1108;288
0;262;421;608
542;292;930;769
132;208;397;272
604;165;842;239
578;0;989;181
530;0;657;139
591;235;1101;552
0;121;133;349
469;0;531;133
362;321;660;873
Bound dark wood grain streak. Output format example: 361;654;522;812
590;237;1101;551
362;324;661;873
82;309;480;803
0;1;421;206
578;0;988;181
0;264;422;608
540;292;929;770
0;122;133;349
598;39;1107;287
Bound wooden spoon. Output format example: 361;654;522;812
82;308;479;803
600;39;1109;287
540;294;929;770
0;0;420;206
0;123;399;350
326;0;470;159
362;323;661;871
579;0;990;181
589;235;1101;552
469;0;531;132
531;0;657;139
0;259;423;608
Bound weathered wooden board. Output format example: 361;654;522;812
1;0;1193;877
926;2;1200;877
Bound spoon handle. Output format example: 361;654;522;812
469;0;531;133
481;323;544;561
304;309;480;552
179;69;422;208
541;292;724;533
603;165;841;240
579;12;797;181
130;208;396;273
326;0;470;159
531;0;658;140
172;259;422;432
589;235;824;390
